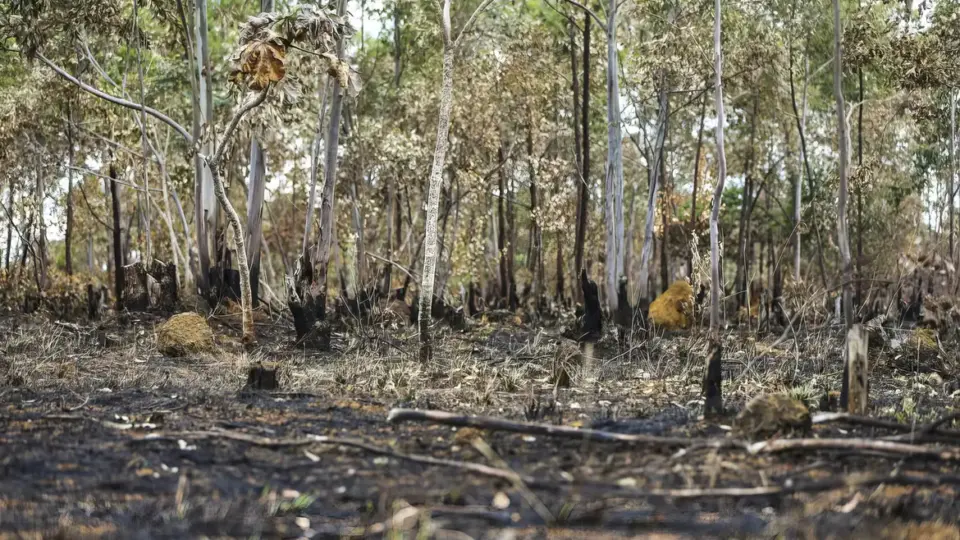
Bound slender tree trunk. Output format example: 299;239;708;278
507;156;518;309
688;90;707;279
65;104;75;275
134;0;152;263
497;146;508;302
659;149;669;293
710;0;727;334
603;0;625;314
788;42;828;288
246;138;267;307
527;128;543;310
418;0;454;361
316;0;348;315
34;168;48;289
951;90;957;262
573;13;590;302
856;63;864;310
833;0;853;329
303;78;330;256
195;0;215;293
4;180;11;269
109;165;124;310
637;81;669;306
734;95;758;309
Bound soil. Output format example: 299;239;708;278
1;311;959;539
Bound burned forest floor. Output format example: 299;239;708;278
1;307;960;539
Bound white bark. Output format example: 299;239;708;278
196;0;216;278
637;85;669;303
604;0;624;313
303;77;330;256
316;0;348;280
833;0;853;329
419;0;454;359
710;0;727;333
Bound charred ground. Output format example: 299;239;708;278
1;308;959;539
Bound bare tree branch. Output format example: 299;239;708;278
37;53;194;146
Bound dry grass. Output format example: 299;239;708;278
1;310;956;429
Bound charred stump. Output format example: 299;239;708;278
86;284;107;320
150;261;178;311
121;261;178;312
245;361;280;391
577;269;602;363
703;340;724;417
841;324;869;414
121;263;150;311
287;253;330;349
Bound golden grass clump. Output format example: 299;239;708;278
156;312;216;357
648;280;694;330
733;393;811;440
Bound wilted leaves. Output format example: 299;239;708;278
231;41;287;91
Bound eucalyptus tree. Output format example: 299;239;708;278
417;0;496;362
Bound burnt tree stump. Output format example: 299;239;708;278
287;253;329;350
150;261;178;311
704;340;724;417
122;263;150;311
245;362;280;391
121;261;178;312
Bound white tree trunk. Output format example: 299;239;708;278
833;0;853;329
418;0;454;361
195;0;216;283
303;78;330;256
603;0;624;313
637;85;669;304
710;0;727;333
950;90;956;261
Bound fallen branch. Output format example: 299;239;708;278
813;411;960;440
749;438;960;461
387;408;740;449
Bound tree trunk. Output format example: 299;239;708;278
110;165;124;310
856;63;864;310
659;118;670;294
34;168;48;290
303;78;330;256
951;90;957;263
603;0;625;314
497;146;508;303
573;13;590;303
246;138;267;307
507;153;518;310
706;0;727;417
527;128;543;311
418;0;454;362
788;42;828;288
710;0;727;335
4;179;12;269
833;0;853;330
190;0;215;295
134;0;152;263
688;89;707;279
637;81;669;306
315;0;348;317
65;104;75;275
734;94;758;310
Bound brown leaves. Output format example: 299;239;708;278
230;41;287;91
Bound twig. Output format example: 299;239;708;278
387;408;740;448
